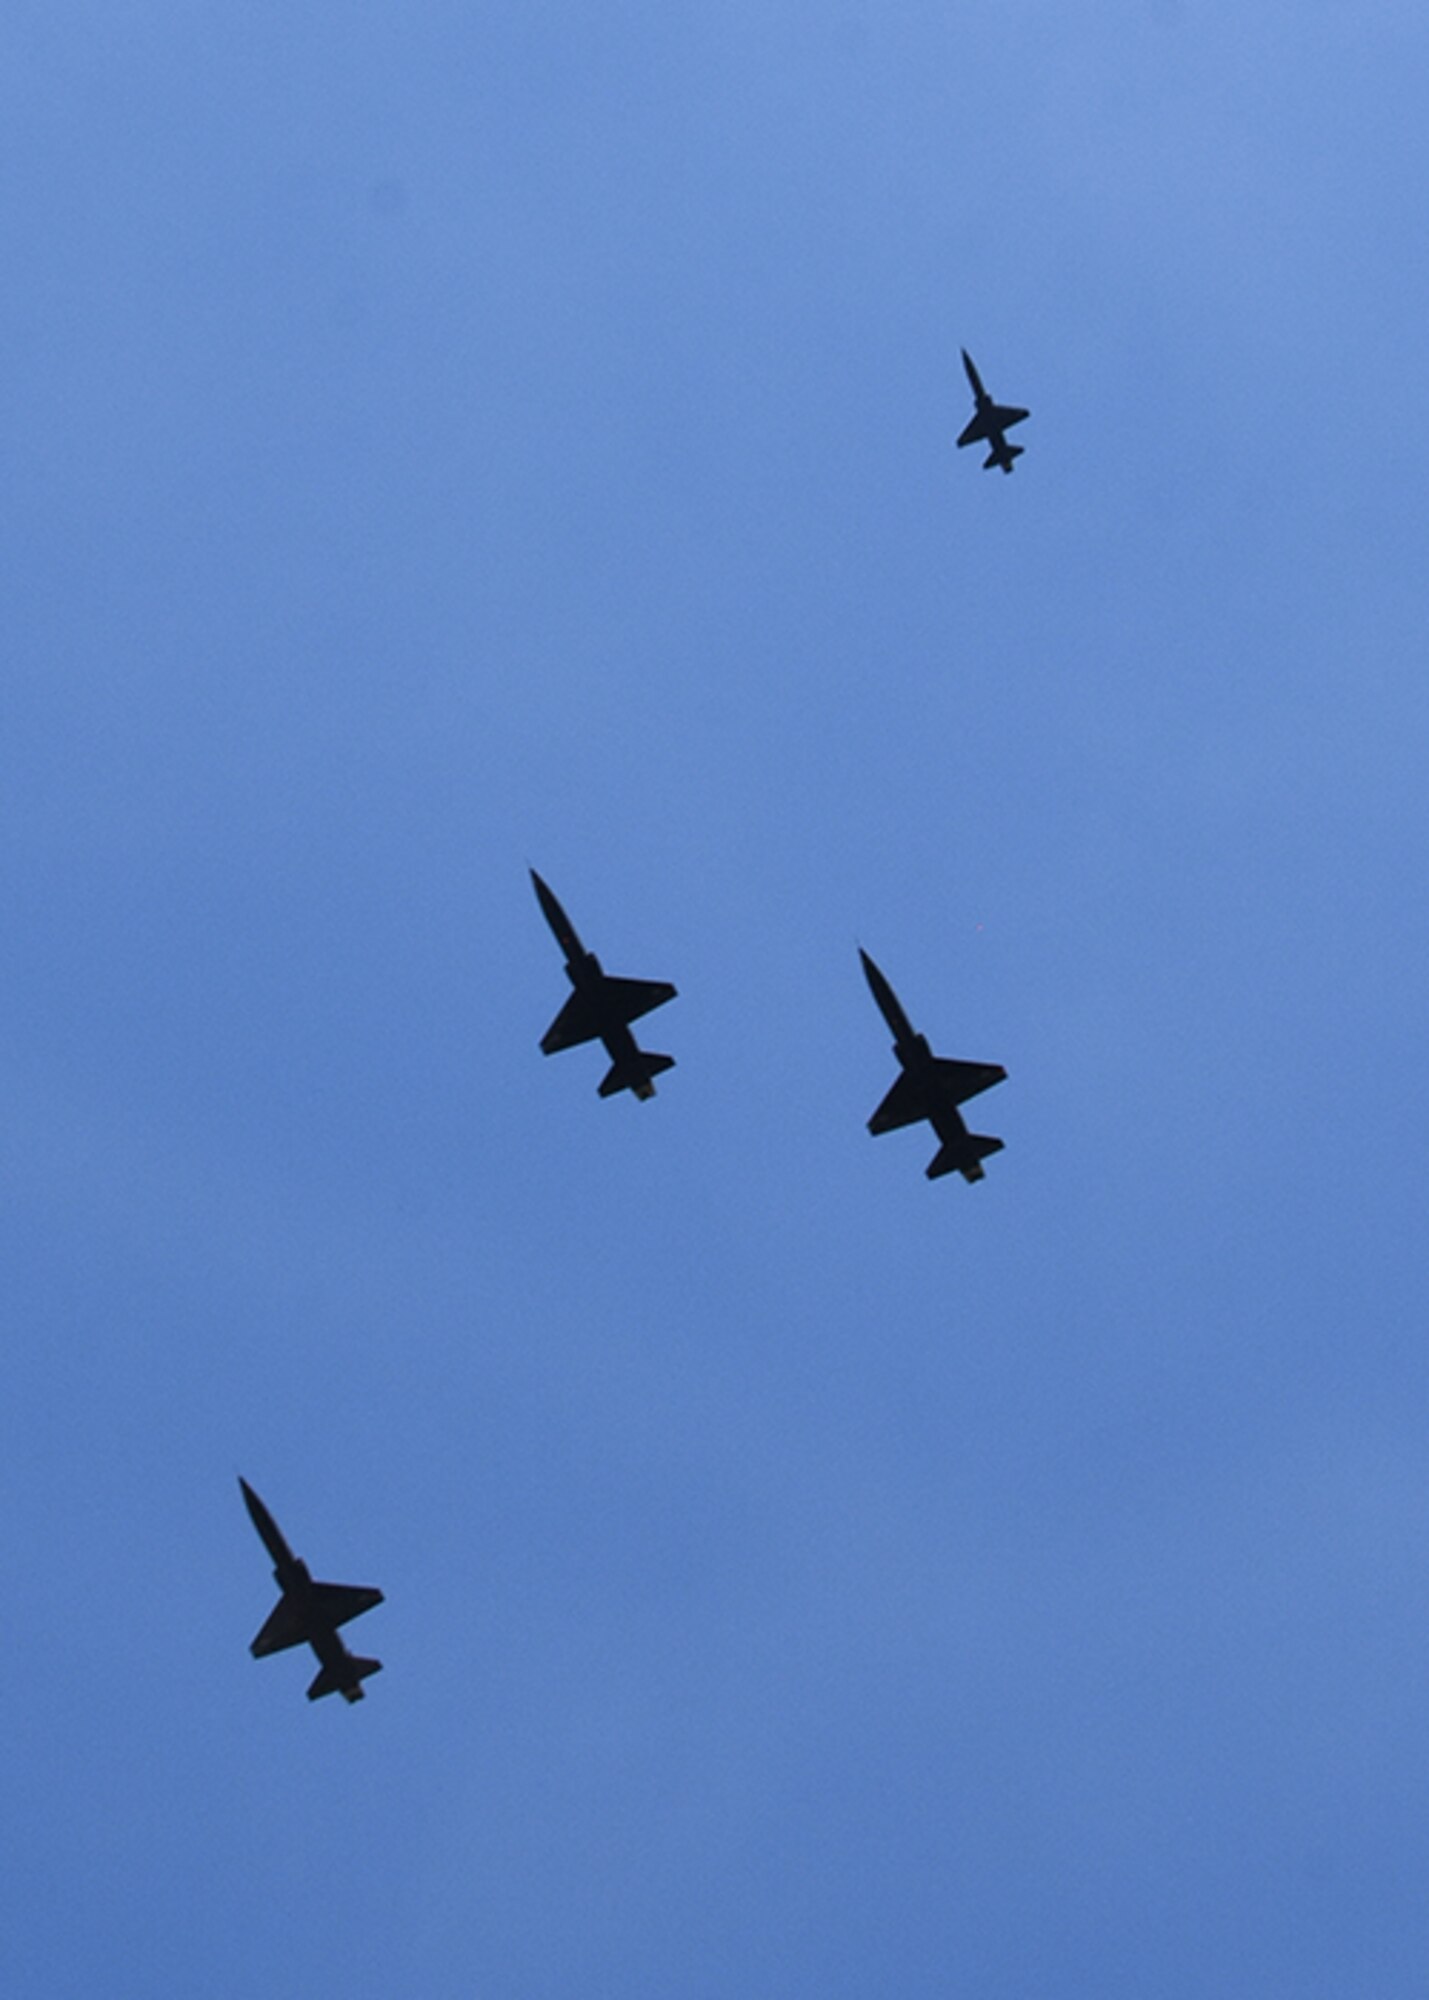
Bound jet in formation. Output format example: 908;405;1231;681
240;1477;383;1704
531;870;677;1101
957;349;1029;474
861;949;1006;1183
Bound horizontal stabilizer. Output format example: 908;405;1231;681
307;1655;382;1703
599;1051;674;1100
927;1133;1003;1183
984;443;1024;470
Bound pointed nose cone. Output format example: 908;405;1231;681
238;1477;288;1563
529;867;558;925
524;868;572;944
859;948;917;1043
531;869;583;959
858;946;889;1004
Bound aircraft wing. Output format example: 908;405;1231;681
987;402;1028;429
541;990;601;1053
310;1582;384;1631
251;1598;308;1658
931;1056;1006;1105
868;1072;930;1134
956;413;988;448
870;1059;1003;1133
603;975;676;1026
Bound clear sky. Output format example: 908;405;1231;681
2;4;1428;1995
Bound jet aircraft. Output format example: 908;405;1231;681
240;1477;383;1704
860;949;1006;1183
531;870;676;1101
957;349;1029;474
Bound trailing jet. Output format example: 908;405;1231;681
957;349;1029;474
860;949;1006;1183
240;1477;383;1704
531;870;676;1101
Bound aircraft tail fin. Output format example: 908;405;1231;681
599;1052;674;1101
307;1656;382;1703
926;1134;1003;1183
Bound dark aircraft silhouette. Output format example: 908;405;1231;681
531;870;676;1101
240;1478;383;1704
860;949;1006;1183
957;349;1029;473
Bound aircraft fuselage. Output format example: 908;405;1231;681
241;1478;383;1705
564;950;660;1099
532;870;676;1100
860;951;1006;1184
958;349;1028;474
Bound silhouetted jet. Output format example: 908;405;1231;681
240;1478;383;1704
860;949;1006;1182
531;870;676;1101
957;349;1029;473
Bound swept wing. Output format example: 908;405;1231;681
540;990;600;1053
250;1582;383;1657
957;403;1029;448
541;976;676;1052
868;1059;1005;1133
251;1598;308;1658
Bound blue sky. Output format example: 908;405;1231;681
2;4;1428;1994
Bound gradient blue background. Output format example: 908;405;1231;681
2;5;1427;1994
